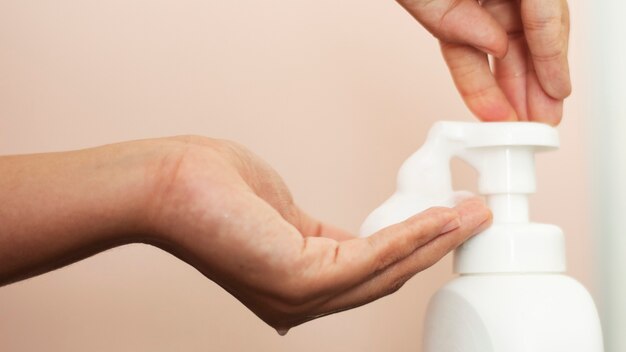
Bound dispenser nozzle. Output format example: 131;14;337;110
360;121;559;235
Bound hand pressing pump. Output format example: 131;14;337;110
360;122;603;352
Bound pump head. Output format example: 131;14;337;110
360;121;565;274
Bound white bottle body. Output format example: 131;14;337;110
423;274;604;352
357;122;604;351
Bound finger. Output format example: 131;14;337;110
246;198;488;328
364;206;461;271
521;0;571;99
440;41;518;121
526;57;563;125
398;0;508;57
239;203;462;327
303;197;487;297
483;0;563;124
296;209;355;241
313;197;491;315
483;0;529;120
299;205;460;297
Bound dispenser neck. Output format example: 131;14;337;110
453;221;567;274
486;194;529;223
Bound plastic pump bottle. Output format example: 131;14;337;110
360;121;604;352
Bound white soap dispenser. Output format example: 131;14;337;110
360;121;603;352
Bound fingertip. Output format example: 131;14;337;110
527;70;564;125
542;110;563;126
454;197;493;236
455;196;491;219
533;52;571;101
543;75;572;101
476;201;494;233
478;204;493;230
475;25;509;59
468;93;519;123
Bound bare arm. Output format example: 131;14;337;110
0;136;491;330
0;141;161;285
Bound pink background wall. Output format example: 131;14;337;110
0;1;594;351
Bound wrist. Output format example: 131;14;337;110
130;136;236;252
85;138;191;246
0;142;164;284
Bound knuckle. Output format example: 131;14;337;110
460;84;497;101
524;14;561;32
367;237;398;272
440;47;486;79
437;0;463;31
387;280;405;296
385;274;411;296
406;211;439;234
531;46;564;63
524;18;567;58
399;0;461;42
422;0;464;43
529;30;566;61
373;254;393;273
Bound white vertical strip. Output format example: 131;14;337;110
590;1;626;351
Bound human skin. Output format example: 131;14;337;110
0;136;491;330
0;0;569;332
398;0;570;125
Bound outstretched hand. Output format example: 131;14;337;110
146;137;492;330
0;137;490;332
398;0;570;125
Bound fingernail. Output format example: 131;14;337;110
473;219;492;235
441;218;461;234
475;44;502;59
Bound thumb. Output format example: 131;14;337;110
398;0;508;58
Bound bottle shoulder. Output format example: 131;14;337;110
425;274;604;352
440;273;593;301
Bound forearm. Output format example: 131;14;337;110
0;141;163;286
